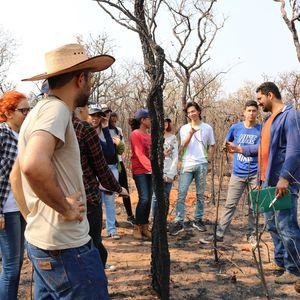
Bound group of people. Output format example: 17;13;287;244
0;42;299;299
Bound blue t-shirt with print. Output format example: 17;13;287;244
226;122;261;177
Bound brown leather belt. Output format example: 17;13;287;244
49;250;61;257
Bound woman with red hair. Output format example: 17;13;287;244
0;91;29;300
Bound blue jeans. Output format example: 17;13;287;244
175;163;208;224
101;164;119;235
0;211;26;300
133;174;152;225
264;186;300;275
26;240;108;300
151;182;173;219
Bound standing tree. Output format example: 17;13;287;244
94;1;170;298
274;0;300;62
163;0;225;124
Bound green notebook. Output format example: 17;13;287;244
249;186;292;214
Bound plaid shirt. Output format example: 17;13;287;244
0;123;18;214
73;117;122;204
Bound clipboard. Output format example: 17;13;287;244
249;186;292;214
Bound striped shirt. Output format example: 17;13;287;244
0;123;18;214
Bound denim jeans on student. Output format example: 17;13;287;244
217;175;256;237
26;240;108;300
151;182;173;219
0;212;26;300
133;173;152;225
264;186;300;275
101;163;119;235
175;163;208;224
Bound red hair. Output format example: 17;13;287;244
0;91;27;122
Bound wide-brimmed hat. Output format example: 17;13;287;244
22;44;115;81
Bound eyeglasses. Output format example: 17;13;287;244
14;107;31;115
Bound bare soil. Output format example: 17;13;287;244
15;175;300;299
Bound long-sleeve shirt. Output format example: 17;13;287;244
73;118;122;204
242;104;300;188
130;129;151;175
0;123;18;214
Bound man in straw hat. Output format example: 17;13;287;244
10;44;114;299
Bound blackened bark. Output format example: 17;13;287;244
134;1;170;299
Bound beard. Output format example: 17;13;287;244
262;105;271;113
259;103;271;113
75;82;91;108
75;91;89;108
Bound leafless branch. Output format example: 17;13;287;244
275;0;300;63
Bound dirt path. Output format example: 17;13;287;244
16;176;300;299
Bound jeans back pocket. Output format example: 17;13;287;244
27;244;71;293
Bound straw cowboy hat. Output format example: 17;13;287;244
22;43;115;81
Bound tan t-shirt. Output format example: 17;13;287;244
18;98;90;250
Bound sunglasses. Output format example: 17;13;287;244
14;107;31;115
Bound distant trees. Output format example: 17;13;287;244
0;26;17;93
277;71;300;110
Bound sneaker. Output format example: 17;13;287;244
105;264;117;271
275;272;299;284
169;222;184;236
126;215;135;226
109;232;121;240
199;234;223;244
193;220;207;232
263;262;285;272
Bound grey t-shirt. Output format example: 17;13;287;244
18;98;90;250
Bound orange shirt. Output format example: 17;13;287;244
259;108;283;181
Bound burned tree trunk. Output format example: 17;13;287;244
134;1;170;299
95;0;171;297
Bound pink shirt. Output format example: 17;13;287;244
130;129;152;175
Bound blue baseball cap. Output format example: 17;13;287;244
134;108;149;119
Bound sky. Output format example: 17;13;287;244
1;0;299;96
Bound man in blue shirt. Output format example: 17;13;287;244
202;100;260;243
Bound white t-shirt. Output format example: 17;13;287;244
3;131;19;213
18;98;90;250
180;122;215;167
